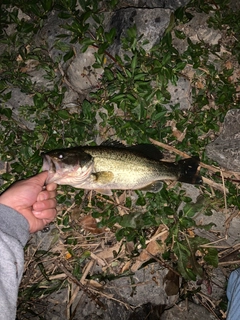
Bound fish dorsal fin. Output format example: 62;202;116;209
100;140;163;160
128;144;163;160
100;140;125;148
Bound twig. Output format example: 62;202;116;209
220;169;227;212
199;237;229;248
149;138;220;173
145;227;169;245
149;138;230;193
90;287;133;310
218;260;240;266
80;260;95;285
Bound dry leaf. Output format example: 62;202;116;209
163;269;180;296
225;60;232;70
96;242;123;261
168;120;186;142
79;215;105;234
121;260;131;273
131;240;166;272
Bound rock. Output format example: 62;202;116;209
66;46;103;93
166;77;192;110
206;109;240;171
36;10;72;64
116;0;190;10
110;8;171;56
36;10;104;94
0;161;5;187
172;11;222;55
161;301;216;319
107;263;179;306
194;209;240;247
5;88;35;130
20;262;179;319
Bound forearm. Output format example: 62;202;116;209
0;204;29;320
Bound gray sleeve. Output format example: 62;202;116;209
0;204;30;320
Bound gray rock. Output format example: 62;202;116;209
161;301;215;320
19;263;178;319
229;0;240;12
36;10;72;64
36;10;104;94
66;46;104;93
206;109;240;171
110;8;171;56
166;76;192;109
172;11;222;55
107;263;179;306
0;161;5;187
194;209;240;247
116;0;190;10
5;88;35;130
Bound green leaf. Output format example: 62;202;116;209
110;93;126;102
133;73;147;80
0;107;12;119
204;246;218;267
105;28;116;44
183;202;198;218
120;212;142;228
57;109;71;120
174;241;195;280
131;53;138;73
174;30;186;39
63;49;74;62
58;12;72;19
41;0;53;12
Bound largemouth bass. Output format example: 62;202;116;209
42;143;202;195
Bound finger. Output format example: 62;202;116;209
29;209;57;233
32;208;57;220
33;198;57;212
37;189;57;202
46;183;57;191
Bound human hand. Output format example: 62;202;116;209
0;171;57;233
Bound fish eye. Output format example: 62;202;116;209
58;153;64;159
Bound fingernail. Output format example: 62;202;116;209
32;211;41;216
38;194;47;201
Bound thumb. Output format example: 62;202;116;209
27;171;48;187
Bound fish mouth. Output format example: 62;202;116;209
42;153;94;185
42;154;59;184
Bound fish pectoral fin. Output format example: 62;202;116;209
91;171;114;184
139;181;163;193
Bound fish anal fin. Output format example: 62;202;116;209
95;188;113;196
139;181;163;193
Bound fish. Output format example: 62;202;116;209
42;143;202;195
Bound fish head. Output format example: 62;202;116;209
42;148;94;186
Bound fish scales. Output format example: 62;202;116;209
80;146;179;190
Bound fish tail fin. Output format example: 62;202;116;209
177;157;202;184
